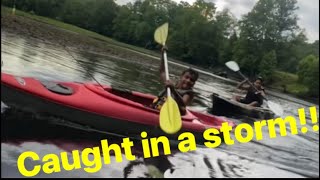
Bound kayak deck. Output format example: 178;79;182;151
1;72;235;142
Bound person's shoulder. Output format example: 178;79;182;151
187;88;195;93
177;88;194;95
248;86;255;91
184;89;196;97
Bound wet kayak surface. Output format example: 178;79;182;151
1;30;319;178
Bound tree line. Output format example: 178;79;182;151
1;0;319;97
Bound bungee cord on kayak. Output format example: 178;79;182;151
58;39;106;90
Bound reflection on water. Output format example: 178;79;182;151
75;50;163;94
1;30;319;178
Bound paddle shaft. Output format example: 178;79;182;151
163;50;172;97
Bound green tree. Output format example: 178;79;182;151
297;55;319;96
259;50;277;83
215;9;238;65
2;0;66;18
233;0;300;77
219;31;238;65
60;0;92;29
112;5;133;42
277;31;307;72
112;0;171;46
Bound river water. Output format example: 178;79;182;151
1;30;319;178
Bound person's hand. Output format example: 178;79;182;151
255;90;265;97
164;80;175;89
161;45;168;53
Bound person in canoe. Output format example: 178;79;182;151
150;46;199;115
233;77;266;107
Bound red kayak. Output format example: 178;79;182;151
1;72;235;143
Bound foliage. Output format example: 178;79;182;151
1;0;318;98
297;55;319;96
259;50;277;83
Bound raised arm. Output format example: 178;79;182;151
256;86;266;98
237;79;250;90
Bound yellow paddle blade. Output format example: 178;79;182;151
159;96;182;134
154;22;169;46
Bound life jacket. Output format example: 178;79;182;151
151;88;194;110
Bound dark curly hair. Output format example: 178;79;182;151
181;68;199;81
256;76;263;83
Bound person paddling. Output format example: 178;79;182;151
233;77;266;107
150;46;199;115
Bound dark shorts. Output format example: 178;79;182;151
239;98;250;104
240;98;262;107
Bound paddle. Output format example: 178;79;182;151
154;22;182;134
225;61;284;117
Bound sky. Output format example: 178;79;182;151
115;0;319;43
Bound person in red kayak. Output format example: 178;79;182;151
150;46;199;115
233;77;266;107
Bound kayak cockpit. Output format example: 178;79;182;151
108;86;155;107
85;83;160;110
84;83;197;121
41;81;74;95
